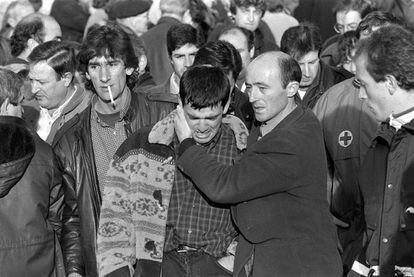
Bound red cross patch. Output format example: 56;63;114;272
338;130;353;147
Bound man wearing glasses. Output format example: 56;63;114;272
321;0;373;67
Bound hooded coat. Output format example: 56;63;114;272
0;116;65;276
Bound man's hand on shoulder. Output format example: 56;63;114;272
174;103;192;143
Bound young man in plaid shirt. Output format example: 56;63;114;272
161;65;247;277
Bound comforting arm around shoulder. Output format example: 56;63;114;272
177;142;298;204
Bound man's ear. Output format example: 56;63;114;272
286;81;299;98
249;46;255;59
27;38;40;53
385;74;398;95
61;72;74;87
138;55;147;74
85;71;91;80
126;67;134;76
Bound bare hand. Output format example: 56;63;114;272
174;101;192;143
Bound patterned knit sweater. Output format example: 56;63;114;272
97;112;248;276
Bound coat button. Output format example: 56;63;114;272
387;183;393;189
382;238;388;243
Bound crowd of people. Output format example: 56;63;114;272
0;0;414;276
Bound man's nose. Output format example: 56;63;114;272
358;87;367;100
248;10;255;22
197;119;209;132
100;65;111;82
248;87;258;103
184;56;192;68
31;82;39;94
303;64;310;76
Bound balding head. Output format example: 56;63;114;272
246;51;301;123
41;15;62;42
19;13;62;41
10;13;62;58
250;51;301;89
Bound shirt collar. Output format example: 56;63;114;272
260;113;282;138
91;86;131;125
169;73;180;95
389;105;414;130
40;85;77;121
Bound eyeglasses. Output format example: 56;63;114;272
334;22;359;33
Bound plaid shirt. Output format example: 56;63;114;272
164;124;240;257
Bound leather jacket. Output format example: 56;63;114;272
297;61;353;109
52;90;174;276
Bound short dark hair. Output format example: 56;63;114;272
277;54;302;89
230;0;266;16
180;65;230;109
333;0;373;18
166;23;204;57
193;40;242;82
337;30;358;65
219;25;255;51
28;41;77;80
10;17;44;57
354;24;414;91
280;23;322;60
0;68;23;106
356;11;401;39
77;24;138;92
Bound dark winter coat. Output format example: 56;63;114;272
0;116;64;277
177;106;343;277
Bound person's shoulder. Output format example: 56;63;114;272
314;78;355;111
208;22;228;41
114;126;153;160
326;62;353;80
269;108;322;143
31;134;56;164
142;17;179;36
320;62;353;88
144;82;168;95
222;115;249;151
114;124;175;165
52;104;91;147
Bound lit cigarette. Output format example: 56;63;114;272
107;86;116;108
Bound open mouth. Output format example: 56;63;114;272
194;132;210;139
